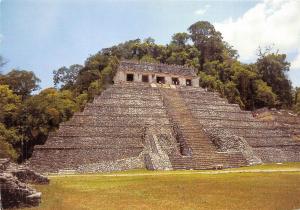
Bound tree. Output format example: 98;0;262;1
0;70;40;99
254;80;277;108
188;21;224;68
198;71;224;94
75;93;88;111
53;64;83;89
166;51;188;65
224;81;244;108
0;85;21;126
0;123;21;160
86;56;119;100
231;62;257;109
256;52;293;108
18;88;79;159
143;37;155;44
223;42;239;60
171;32;190;47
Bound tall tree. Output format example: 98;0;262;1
53;64;83;89
256;52;293;108
171;32;190;47
0;70;40;99
188;21;224;68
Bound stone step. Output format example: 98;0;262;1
35;145;144;150
64;115;170;126
187;105;241;112
102;89;161;96
73;112;169;118
184;98;228;105
85;104;166;110
83;107;167;115
196;119;277;128
204;126;289;136
194;116;263;123
63;120;171;127
50;126;144;137
96;95;162;101
43;136;143;147
113;82;152;88
107;87;159;93
191;109;252;115
93;99;164;107
97;93;162;101
180;94;227;101
193;112;253;120
179;89;220;96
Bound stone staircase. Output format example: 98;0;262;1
160;88;247;169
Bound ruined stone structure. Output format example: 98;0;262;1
0;158;49;209
29;61;300;173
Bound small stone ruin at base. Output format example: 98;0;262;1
0;158;49;209
28;61;300;173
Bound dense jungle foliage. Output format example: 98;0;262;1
0;21;299;161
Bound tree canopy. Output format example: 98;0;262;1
0;70;40;99
53;64;83;89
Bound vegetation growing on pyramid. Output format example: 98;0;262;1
0;21;299;162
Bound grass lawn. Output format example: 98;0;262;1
25;163;300;210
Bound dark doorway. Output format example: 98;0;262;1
156;76;165;84
126;74;134;82
186;79;192;86
172;77;180;85
142;75;149;83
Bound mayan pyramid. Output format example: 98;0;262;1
29;61;300;173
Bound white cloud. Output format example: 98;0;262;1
215;0;300;65
195;4;210;16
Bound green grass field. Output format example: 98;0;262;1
25;163;300;210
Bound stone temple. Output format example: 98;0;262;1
29;60;300;173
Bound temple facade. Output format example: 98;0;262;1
114;60;200;87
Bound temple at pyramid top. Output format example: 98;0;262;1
115;60;200;87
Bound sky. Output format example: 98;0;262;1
1;0;300;88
